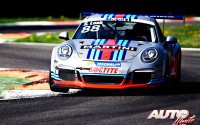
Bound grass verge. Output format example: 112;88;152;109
14;30;74;43
164;24;200;48
0;76;31;94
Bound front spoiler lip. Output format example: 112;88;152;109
52;79;161;89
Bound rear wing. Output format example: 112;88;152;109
80;11;185;34
149;14;185;35
80;11;185;22
147;14;185;34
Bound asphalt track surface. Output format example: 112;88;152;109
0;43;200;125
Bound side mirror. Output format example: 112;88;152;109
166;35;177;43
59;31;69;40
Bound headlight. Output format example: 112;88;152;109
141;48;158;62
57;44;73;60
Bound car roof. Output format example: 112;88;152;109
82;13;156;25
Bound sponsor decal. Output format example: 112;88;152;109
107;18;128;21
84;39;137;61
101;14;138;20
81;45;137;51
147;110;196;125
89;67;119;74
84;21;103;26
95;62;121;67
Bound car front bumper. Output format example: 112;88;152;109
50;70;165;89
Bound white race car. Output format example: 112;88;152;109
49;12;184;93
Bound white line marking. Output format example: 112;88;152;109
181;48;200;51
0;39;6;43
0;89;80;100
0;68;11;70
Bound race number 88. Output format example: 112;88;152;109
81;25;100;33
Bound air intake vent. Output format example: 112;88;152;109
133;72;151;83
83;75;123;85
59;69;75;81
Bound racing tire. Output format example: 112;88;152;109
49;68;69;93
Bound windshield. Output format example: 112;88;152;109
73;21;157;42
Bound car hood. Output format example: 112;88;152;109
70;39;153;61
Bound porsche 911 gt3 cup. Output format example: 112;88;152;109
49;12;183;93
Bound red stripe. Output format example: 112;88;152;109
101;39;117;60
115;14;125;18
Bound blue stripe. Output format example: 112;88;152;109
109;51;114;60
92;50;97;59
51;76;62;81
87;40;98;59
102;14;109;19
51;72;63;81
87;49;92;59
98;51;103;59
134;15;138;19
94;50;100;60
94;39;106;60
108;14;114;19
117;40;124;45
118;50;124;61
122;40;131;60
51;72;59;77
87;40;96;59
118;40;128;61
112;40;123;60
125;14;131;19
51;74;59;78
122;40;129;47
131;15;136;19
89;39;101;59
100;39;106;44
121;50;127;60
116;49;120;61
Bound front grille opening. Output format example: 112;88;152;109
59;69;75;81
83;75;124;85
133;72;151;83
